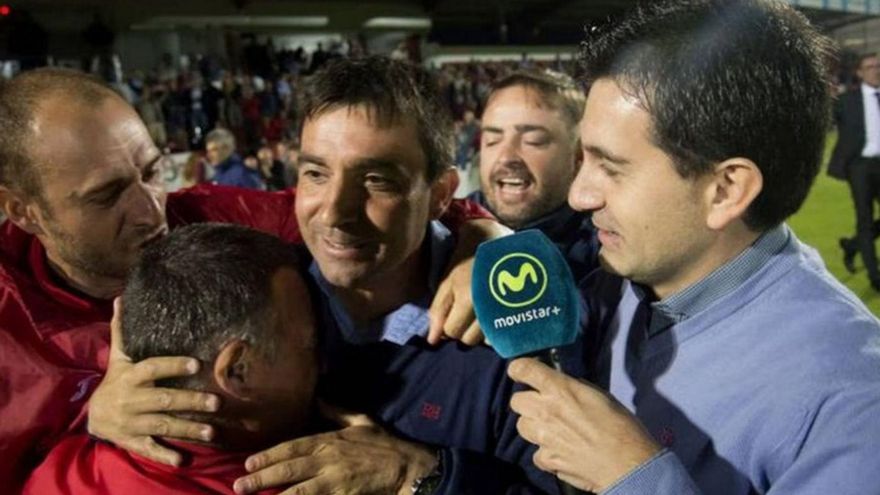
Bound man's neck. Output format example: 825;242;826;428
334;249;429;323
46;253;124;300
650;225;761;301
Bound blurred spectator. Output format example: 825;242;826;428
454;110;479;171
185;73;209;148
182;151;210;186
276;140;299;187
136;84;167;148
205;128;264;189
257;146;290;191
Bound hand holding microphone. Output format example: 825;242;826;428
472;230;661;494
472;230;586;495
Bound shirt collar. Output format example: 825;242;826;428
308;220;454;345
646;224;790;336
133;439;251;474
861;83;880;96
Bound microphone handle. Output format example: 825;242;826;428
536;348;593;495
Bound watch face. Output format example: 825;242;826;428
412;450;443;494
413;474;442;495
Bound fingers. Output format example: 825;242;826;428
459;321;485;346
124;387;220;415
109;298;131;362
126;356;201;386
435;297;476;342
427;283;454;344
429;256;477;345
246;437;318;472
509;389;543;417
234;458;317;495
318;400;376;428
507;357;557;391
121;436;183;467
125;413;215;442
515;414;544;446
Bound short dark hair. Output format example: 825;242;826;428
298;56;453;181
858;52;878;70
486;70;585;132
122;223;315;387
580;0;834;230
0;68;118;199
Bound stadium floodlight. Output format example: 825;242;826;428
133;15;329;30
363;17;432;29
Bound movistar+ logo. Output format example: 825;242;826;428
488;253;547;308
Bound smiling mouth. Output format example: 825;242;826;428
498;177;528;186
321;236;375;257
495;175;534;194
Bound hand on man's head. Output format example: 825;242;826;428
87;298;221;466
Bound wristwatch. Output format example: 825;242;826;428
411;449;443;494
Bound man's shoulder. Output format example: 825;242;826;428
767;239;877;325
167;185;299;241
835;89;864;114
0;222;39;313
689;239;879;380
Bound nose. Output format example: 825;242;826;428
319;175;362;228
568;160;604;213
128;182;165;231
495;136;525;167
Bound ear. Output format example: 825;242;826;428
703;158;763;231
0;186;47;236
213;339;254;401
429;167;460;220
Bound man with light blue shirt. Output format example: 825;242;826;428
507;1;880;494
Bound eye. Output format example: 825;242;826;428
599;162;619;178
482;135;501;147
364;174;397;190
300;167;328;184
523;132;551;147
91;188;124;208
142;162;162;183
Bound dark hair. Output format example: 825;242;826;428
858;52;878;70
122;223;315;387
298;56;453;181
486;70;586;131
0;68;118;199
580;0;834;230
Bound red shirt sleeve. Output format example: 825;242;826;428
439;198;495;234
166;184;491;242
166;184;302;243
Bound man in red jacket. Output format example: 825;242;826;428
0;68;491;491
24;223;319;495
